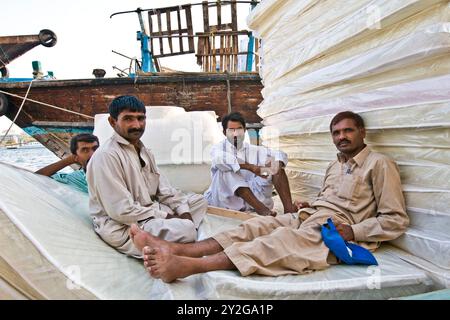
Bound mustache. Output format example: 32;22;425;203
128;128;144;134
338;139;351;145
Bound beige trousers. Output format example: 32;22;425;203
120;193;208;258
213;208;348;276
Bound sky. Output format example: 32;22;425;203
0;0;253;132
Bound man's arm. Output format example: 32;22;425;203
239;162;271;178
350;158;409;242
35;155;77;177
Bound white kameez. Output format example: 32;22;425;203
204;139;288;211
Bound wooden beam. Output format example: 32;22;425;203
177;8;183;52
166;9;173;54
157;12;164;55
185;6;195;51
207;206;257;221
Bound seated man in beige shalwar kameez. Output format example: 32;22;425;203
87;96;207;258
129;111;409;281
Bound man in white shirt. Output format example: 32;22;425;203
87;96;207;258
204;112;297;216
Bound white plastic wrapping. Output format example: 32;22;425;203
385;246;450;289
266;23;450;96
0;163;435;299
259;62;450;120
250;0;447;89
258;2;450;100
248;0;450;283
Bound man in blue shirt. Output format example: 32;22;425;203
35;133;99;193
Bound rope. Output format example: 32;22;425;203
0;80;34;146
0;89;94;119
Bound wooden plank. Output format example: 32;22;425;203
217;2;222;29
212;34;216;72
150;29;190;37
32;121;94;128
220;35;224;72
205;36;210;72
176;8;183;52
226;35;231;71
202;1;210;32
195;51;249;57
231;0;238;31
157;12;164;55
233;35;238;72
166;9;173;54
207;206;256;221
148;12;155;57
185;6;195;52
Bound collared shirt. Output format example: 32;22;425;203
204;139;288;211
52;169;88;194
310;146;409;243
86;132;190;246
210;139;288;175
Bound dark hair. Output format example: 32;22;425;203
329;111;365;132
70;133;99;154
108;95;146;120
221;112;246;130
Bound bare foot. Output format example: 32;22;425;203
144;247;199;283
129;224;176;254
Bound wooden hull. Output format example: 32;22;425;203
0;72;263;158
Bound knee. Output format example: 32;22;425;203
177;220;197;243
235;186;252;196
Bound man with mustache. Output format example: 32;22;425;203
129;111;409;282
86;96;207;258
204;112;298;216
36;133;99;194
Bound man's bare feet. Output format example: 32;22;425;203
143;247;198;283
129;224;177;254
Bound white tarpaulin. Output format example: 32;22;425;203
0;163;434;299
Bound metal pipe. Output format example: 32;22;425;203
110;1;260;18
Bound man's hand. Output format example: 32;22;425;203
166;212;193;221
240;163;270;179
335;223;354;241
35;154;78;177
294;200;310;210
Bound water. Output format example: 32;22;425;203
0;145;72;173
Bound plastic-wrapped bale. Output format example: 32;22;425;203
247;0;450;288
